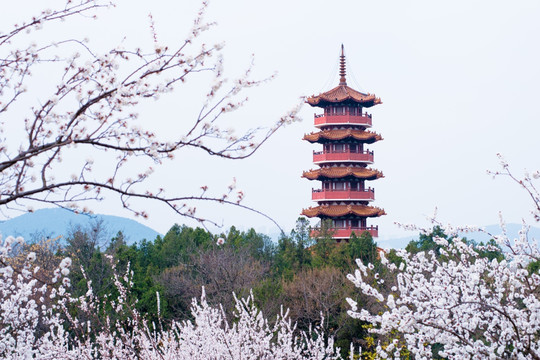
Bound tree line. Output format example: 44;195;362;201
56;218;382;356
19;216;526;359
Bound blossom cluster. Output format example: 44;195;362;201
346;162;540;359
347;225;540;359
0;235;345;359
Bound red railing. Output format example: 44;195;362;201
311;226;379;239
314;113;372;127
333;226;378;238
312;188;375;201
313;150;374;163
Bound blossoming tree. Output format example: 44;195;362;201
0;0;299;225
0;235;345;359
346;160;540;359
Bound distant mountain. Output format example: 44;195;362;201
377;236;416;249
377;223;540;249
0;208;161;246
463;223;540;245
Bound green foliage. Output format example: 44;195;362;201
311;226;378;272
475;238;504;261
346;231;378;266
357;325;412;359
157;224;214;268
274;234;300;280
406;226;505;265
528;259;540;274
311;219;336;268
65;217;478;357
291;217;313;267
220;226;275;260
386;248;404;268
274;217;313;280
405;225;448;254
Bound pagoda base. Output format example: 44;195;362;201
311;226;378;239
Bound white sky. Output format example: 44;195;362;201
3;0;540;243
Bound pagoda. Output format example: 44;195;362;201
301;46;385;240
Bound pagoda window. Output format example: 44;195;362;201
350;182;359;191
334;182;345;190
324;144;330;153
350;144;358;153
324;182;330;190
351;219;359;228
330;106;345;115
351;106;363;116
334;144;345;153
334;219;345;228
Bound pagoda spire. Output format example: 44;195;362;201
339;44;347;85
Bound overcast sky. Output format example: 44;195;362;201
3;0;540;243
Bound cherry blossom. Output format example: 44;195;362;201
0;234;346;359
0;0;300;226
347;162;540;359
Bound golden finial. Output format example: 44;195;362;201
339;44;347;86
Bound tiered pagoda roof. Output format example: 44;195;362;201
303;129;383;143
301;45;385;239
302;204;386;218
302;167;383;181
307;85;382;108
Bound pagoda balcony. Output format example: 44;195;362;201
314;113;372;128
313;150;374;164
312;188;375;201
333;226;378;239
311;226;379;239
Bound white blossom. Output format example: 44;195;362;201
0;234;346;359
0;0;299;226
348;225;540;359
59;257;72;269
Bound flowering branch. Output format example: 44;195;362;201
0;0;301;226
0;235;345;359
347;159;540;359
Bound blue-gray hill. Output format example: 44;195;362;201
0;208;161;246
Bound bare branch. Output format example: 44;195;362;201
0;0;301;230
